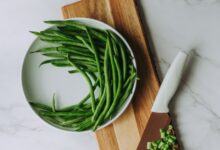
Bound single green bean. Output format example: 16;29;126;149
52;94;56;112
68;70;78;74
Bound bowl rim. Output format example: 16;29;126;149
21;17;138;133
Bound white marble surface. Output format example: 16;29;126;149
140;0;220;149
1;0;220;150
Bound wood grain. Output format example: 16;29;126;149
62;0;160;149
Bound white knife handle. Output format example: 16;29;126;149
151;51;188;113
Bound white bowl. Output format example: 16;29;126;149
22;18;137;132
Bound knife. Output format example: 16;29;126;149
137;51;190;150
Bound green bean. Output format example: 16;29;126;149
52;94;56;112
51;62;71;67
108;35;117;96
43;116;62;125
44;20;86;30
31;31;83;47
86;72;97;83
31;47;58;53
31;20;137;131
123;72;136;88
67;55;96;113
43;53;67;58
51;61;98;70
92;88;106;122
58;28;106;45
73;117;94;131
57;26;85;33
117;76;136;110
57;24;107;42
76;63;97;71
59;47;95;58
31;31;70;42
85;28;103;94
105;56;122;119
32;46;93;59
93;39;111;130
68;70;78;74
40;58;97;71
42;53;97;66
90;29;107;42
40;110;93;117
71;59;96;66
77;78;99;106
59;45;91;53
75;36;94;54
29;101;52;111
70;55;96;62
59;30;105;47
91;37;110;122
110;31;128;81
41;39;86;47
60;117;84;126
68;68;97;74
39;59;69;67
41;30;76;41
111;35;119;56
60;103;91;112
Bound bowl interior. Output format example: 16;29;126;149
22;18;137;132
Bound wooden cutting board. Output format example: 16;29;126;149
62;0;160;150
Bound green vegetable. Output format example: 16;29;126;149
52;94;56;112
67;55;96;113
146;125;178;150
30;20;137;131
40;110;92;117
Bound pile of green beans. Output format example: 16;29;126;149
30;20;137;131
147;125;178;150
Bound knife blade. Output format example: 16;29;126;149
137;51;189;150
